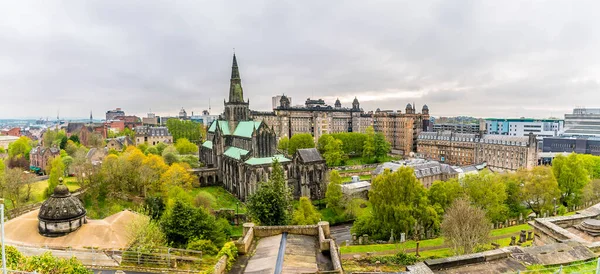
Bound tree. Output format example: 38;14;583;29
126;214;166;252
373;133;391;162
162;145;179;165
68;134;80;144
46;156;65;197
518;166;561;216
292;197;322;225
175;138;198;155
362;127;375;162
65;140;79;156
166;119;204;143
278;137;290;154
247;159;293;225
362;167;439;240
428;178;463;215
61;156;74;176
8;136;32;160
463;172;508;223
160;163;196;189
288;133;315;155
42;130;58;148
580;154;600;180
160;200;226;247
317;134;332;154
323;137;345;166
145;146;159;155
583;179;600;204
4;168;25;208
441;198;490;255
88;132;104;148
553;154;589;207
325;170;344;211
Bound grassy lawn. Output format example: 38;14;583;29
341;223;533;255
342;175;372;182
338;168;375;174
190;186;247;213
320;198;371;225
526;259;597;273
343;155;401;166
5;176;81;210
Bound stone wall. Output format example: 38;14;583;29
212;255;228;274
529;202;600;247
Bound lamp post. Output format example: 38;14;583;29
1;198;6;274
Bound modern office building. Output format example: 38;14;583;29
485;118;564;138
432;123;481;134
563;108;600;137
541;136;600;156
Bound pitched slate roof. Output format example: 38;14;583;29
296;148;324;163
208;120;231;135
223;146;249;160
233;121;262;138
244;154;291;166
202;140;213;149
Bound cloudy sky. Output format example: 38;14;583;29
1;1;599;119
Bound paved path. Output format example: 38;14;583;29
330;223;352;245
282;234;318;274
244;235;282;274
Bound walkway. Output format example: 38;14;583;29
244;235;282;273
281;234;318;273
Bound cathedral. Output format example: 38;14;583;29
199;54;327;201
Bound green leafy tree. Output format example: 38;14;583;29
580;154;600;179
373;133;391;162
583;179;600;204
46;156;65;197
127;214;167;251
428;178;463;215
325;170;344;211
463;172;508;223
247;159;293;225
137;143;149;154
42;130;57;148
331;132;366;156
175;138;198;155
553;154;590;207
503;173;528;218
517;166;561;216
363;127;375;162
317;134;333;154
292;197;322;225
278;136;290;154
166;119;204;143
323;137;345;166
8;136;32;160
288;133;315;155
61;156;74;175
362;167;439;240
68;134;80;144
156;142;168;155
145;146;159;155
160;200;227;247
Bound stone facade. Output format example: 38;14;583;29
417;131;538;171
106;136;134;151
134;126;173;145
253;98;430;155
30;145;60;172
199;54;327;201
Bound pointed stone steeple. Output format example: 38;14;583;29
228;53;244;103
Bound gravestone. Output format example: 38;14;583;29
388;229;395;243
509;236;516;246
519;230;526;243
400;233;406;243
346;240;349;247
363;234;369;244
527;231;533;241
358;236;363;245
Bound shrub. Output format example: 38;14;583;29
365;252;417;266
216;242;238;271
187;238;219;255
194;192;215;209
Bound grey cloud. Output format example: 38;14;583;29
0;0;599;119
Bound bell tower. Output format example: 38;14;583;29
224;53;250;127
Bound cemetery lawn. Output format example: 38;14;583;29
341;175;372;182
340;224;532;255
5;176;81;210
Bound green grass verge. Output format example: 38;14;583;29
5;177;81;210
342;175;372;182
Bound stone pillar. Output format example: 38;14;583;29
242;223;255;237
318;221;330;239
527;231;533;241
519;230;526;243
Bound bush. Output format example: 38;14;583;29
216;242;238;271
194;192;215;209
557;205;568;216
365;252;417;266
187;239;219;255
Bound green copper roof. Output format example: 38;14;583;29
202;140;212;149
208;120;231;135
224;147;249;160
233;121;262;138
244;154;291;166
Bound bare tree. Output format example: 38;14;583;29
4;168;24;208
441;198;491;255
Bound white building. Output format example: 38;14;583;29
485;118;564;138
563;108;600;137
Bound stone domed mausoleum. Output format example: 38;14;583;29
38;178;86;237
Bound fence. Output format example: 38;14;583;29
116;247;202;268
513;258;600;274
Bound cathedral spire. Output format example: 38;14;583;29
228;53;244;103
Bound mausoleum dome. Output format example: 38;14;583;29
38;178;87;237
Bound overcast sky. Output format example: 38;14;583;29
1;1;599;120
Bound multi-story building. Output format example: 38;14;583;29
432;123;481;134
485;118;564;138
199;54;327;201
417;131;538;171
563;108;600;137
541;136;600;156
105;108;125;121
254;98;429;155
142;113;159;126
190;110;219;126
272;95;292;110
134;126;173;145
30;145;60;172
